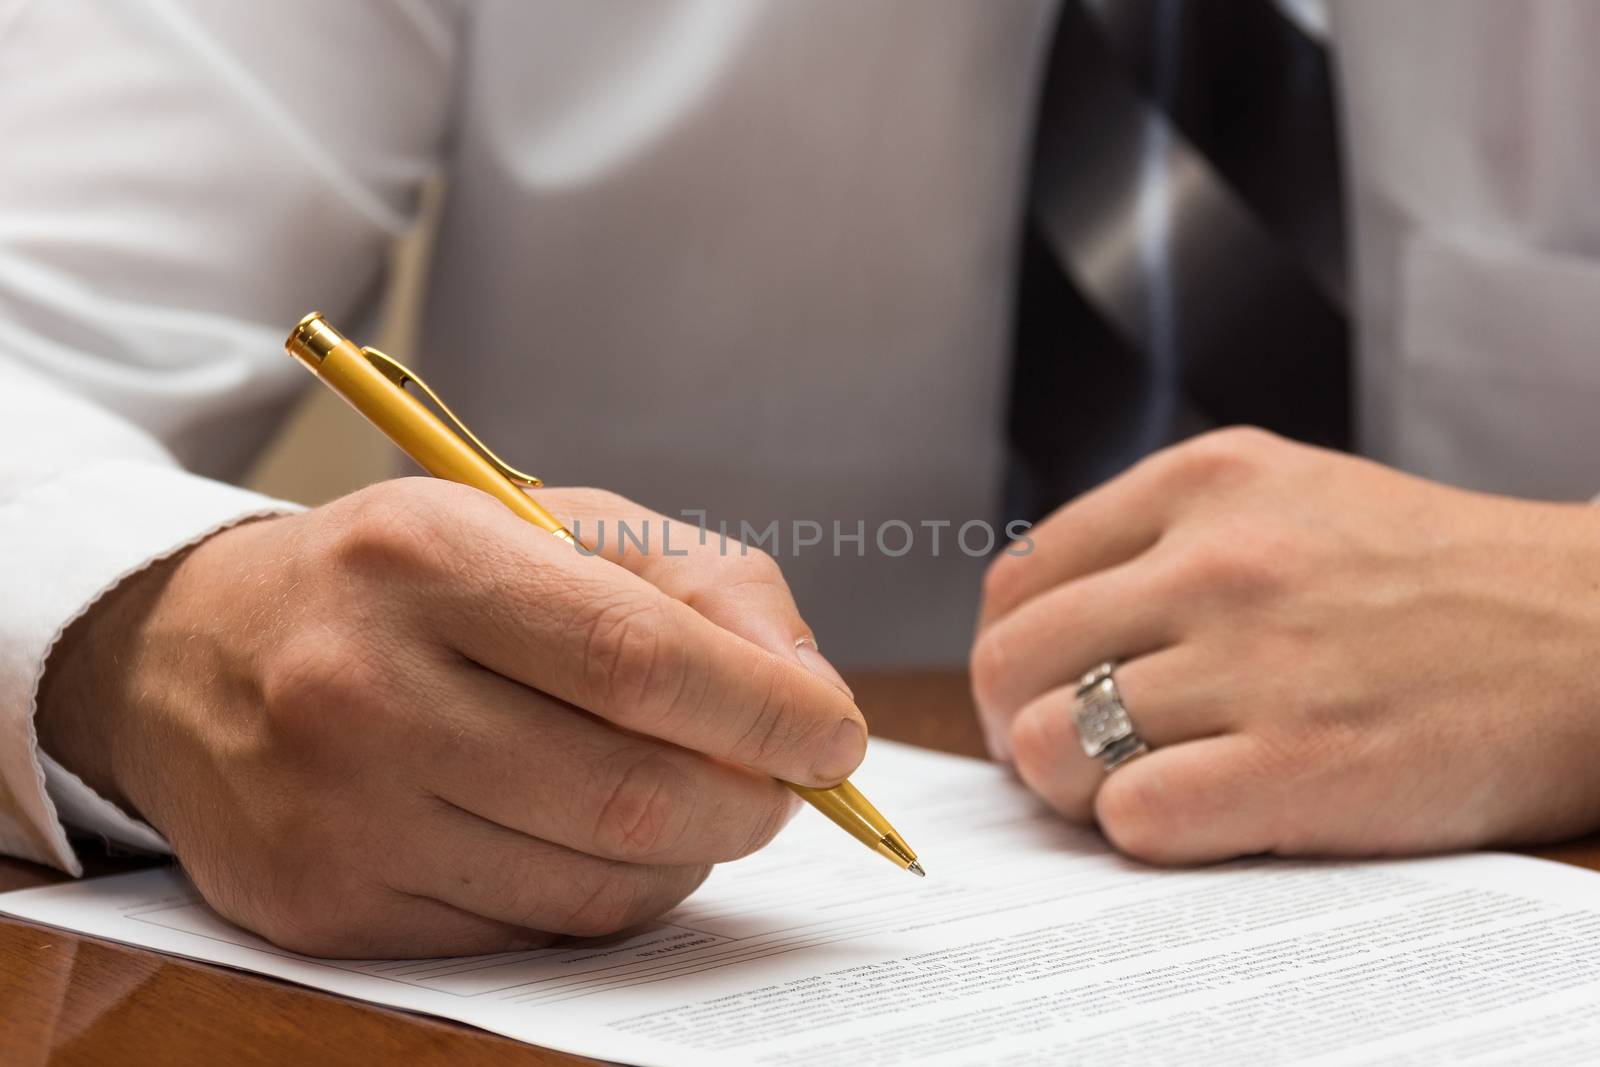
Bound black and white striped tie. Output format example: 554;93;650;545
1007;0;1350;521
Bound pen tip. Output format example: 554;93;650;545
907;861;926;878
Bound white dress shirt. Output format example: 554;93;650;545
6;0;1600;874
0;0;1054;871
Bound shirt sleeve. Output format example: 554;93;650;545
0;0;461;872
40;750;172;858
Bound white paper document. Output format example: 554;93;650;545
6;741;1600;1066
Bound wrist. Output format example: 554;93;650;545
31;508;278;821
34;551;190;816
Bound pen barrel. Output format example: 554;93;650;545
786;780;917;869
314;338;568;537
288;313;916;875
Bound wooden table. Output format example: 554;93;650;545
3;670;1597;1065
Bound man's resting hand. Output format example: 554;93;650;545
974;428;1600;863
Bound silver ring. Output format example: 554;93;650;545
1073;661;1149;772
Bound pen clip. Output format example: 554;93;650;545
360;346;545;489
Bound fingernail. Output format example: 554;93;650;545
795;638;853;699
813;718;867;783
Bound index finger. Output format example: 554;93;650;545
432;509;868;788
982;428;1290;629
980;481;1164;633
533;488;848;692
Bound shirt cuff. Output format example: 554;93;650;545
0;460;302;874
38;749;171;855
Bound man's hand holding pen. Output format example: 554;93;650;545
36;482;866;957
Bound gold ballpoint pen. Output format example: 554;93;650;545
285;313;924;878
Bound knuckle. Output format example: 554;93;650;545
572;487;632;515
1163;534;1286;603
559;872;655;938
726;673;802;768
1009;704;1094;823
675;545;795;628
1008;705;1052;785
322;479;502;582
1095;772;1180;862
255;911;354;958
580;597;679;718
542;487;633;534
723;545;785;587
688;547;789;606
246;862;373;957
322;480;447;573
260;636;390;748
593;751;695;861
1167;426;1277;485
980;551;1030;619
730;786;798;861
1208;424;1278;451
969;629;1011;714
